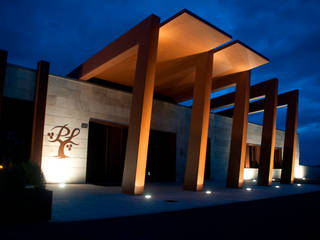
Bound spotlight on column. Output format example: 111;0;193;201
145;194;152;199
205;190;212;195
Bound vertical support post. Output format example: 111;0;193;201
0;50;7;122
121;16;160;195
184;52;213;191
30;61;50;167
0;50;7;158
257;79;278;186
226;71;250;188
281;90;299;184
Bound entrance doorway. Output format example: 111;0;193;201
86;120;176;186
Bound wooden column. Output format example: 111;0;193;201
30;61;50;167
281;90;299;184
184;52;213;191
257;79;278;186
0;50;7;122
226;71;250;188
121;16;160;195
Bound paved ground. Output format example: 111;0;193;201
1;189;320;240
44;180;320;222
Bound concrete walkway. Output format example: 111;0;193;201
46;180;320;222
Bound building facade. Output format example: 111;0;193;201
0;10;306;194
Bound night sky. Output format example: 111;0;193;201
0;0;319;166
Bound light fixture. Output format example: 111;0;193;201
272;178;276;182
205;190;212;195
246;188;252;191
0;165;3;170
145;194;152;199
302;177;306;180
275;185;280;189
59;183;66;188
252;179;257;182
297;184;302;187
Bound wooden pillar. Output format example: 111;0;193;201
281;90;299;184
121;16;160;195
0;50;7;122
184;52;213;191
226;71;250;188
257;79;278;186
30;61;50;167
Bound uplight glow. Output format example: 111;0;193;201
145;194;152;199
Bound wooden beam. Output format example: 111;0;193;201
211;78;278;110
0;50;7;123
281;90;299;184
68;15;159;80
216;89;299;185
216;90;289;117
121;15;160;195
30;61;50;167
226;71;250;188
257;79;278;186
184;51;213;191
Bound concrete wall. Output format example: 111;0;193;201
41;75;302;184
4;64;36;101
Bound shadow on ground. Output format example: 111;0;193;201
1;191;319;240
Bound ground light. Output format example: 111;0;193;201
0;164;3;170
246;188;252;191
205;190;212;195
59;183;66;188
275;185;280;189
297;184;302;187
145;194;152;199
252;179;257;182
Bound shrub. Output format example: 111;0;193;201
0;161;45;192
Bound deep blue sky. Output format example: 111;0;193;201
1;0;319;166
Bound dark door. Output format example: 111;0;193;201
146;130;176;182
86;121;177;186
204;138;211;180
86;121;127;186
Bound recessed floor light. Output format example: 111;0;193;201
297;184;302;187
205;190;212;195
252;179;257;182
246;188;252;191
275;185;280;189
145;194;152;199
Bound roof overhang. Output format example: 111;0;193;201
69;10;269;102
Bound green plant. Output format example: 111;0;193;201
0;161;45;192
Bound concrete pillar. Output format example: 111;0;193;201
281;90;299;184
121;16;160;195
258;79;278;186
30;61;50;167
226;71;250;188
184;52;213;191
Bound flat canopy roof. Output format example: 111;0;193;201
69;9;269;102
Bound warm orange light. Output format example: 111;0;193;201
0;165;3;170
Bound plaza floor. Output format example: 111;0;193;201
46;180;320;222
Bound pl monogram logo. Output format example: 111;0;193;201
47;124;80;158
